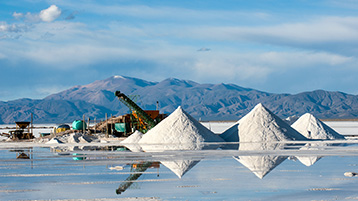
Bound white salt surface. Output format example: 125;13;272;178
292;113;345;140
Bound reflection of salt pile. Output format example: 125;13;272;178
223;103;307;179
120;131;144;152
139;106;224;178
292;113;345;166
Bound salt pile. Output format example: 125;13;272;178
139;106;224;151
139;106;224;178
291;113;345;140
120;130;144;152
221;103;307;178
45;138;63;144
291;113;345;166
220;103;307;143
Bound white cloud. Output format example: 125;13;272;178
12;12;24;20
39;5;62;22
0;22;28;33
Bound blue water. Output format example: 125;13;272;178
1;144;358;201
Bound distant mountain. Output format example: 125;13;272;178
1;75;358;124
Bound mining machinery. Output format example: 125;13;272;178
114;90;166;134
114;90;165;194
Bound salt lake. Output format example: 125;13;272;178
1;121;358;201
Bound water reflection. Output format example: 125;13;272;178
116;162;159;194
1;141;355;198
233;142;288;179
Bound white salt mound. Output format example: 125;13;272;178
120;131;144;152
45;138;63;144
139;106;224;151
121;131;144;144
221;103;306;178
292;113;344;166
291;113;345;140
139;106;223;178
222;103;306;143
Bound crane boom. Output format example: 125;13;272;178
115;91;156;131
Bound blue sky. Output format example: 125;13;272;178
1;0;358;101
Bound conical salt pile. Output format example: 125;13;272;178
221;103;307;143
139;106;224;151
291;113;344;166
230;103;306;178
139;106;223;178
291;113;345;140
238;103;307;142
120;131;144;152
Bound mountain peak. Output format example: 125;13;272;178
112;75;126;79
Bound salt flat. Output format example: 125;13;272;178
1;121;358;200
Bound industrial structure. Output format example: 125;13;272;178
94;90;166;136
8;121;34;140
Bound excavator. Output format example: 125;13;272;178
114;90;165;194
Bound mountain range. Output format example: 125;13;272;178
1;75;358;124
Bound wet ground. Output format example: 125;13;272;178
1;122;358;201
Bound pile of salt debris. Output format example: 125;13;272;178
39;133;100;144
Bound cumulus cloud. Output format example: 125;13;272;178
39;5;62;22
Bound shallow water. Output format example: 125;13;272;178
1;122;358;201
